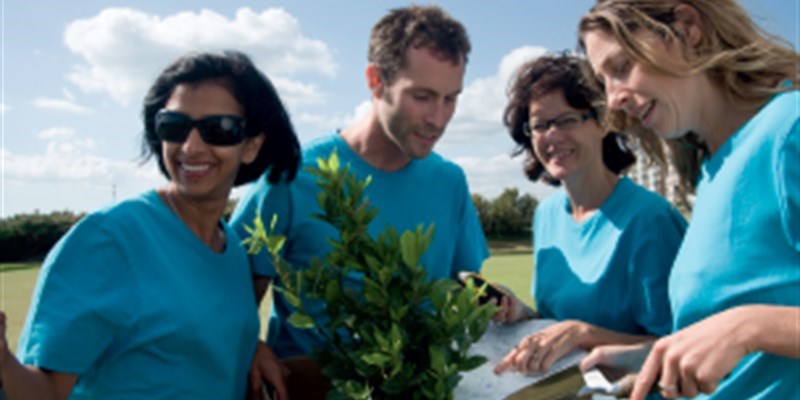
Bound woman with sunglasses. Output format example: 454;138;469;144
0;51;299;399
493;53;686;376
578;1;799;399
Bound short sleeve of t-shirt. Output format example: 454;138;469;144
18;215;136;374
628;209;685;336
775;119;800;252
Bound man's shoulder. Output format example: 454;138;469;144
302;133;341;164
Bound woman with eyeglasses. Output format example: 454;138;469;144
493;53;686;376
578;1;799;399
0;51;299;399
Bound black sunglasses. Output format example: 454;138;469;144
155;110;247;146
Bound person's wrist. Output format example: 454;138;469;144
730;305;765;354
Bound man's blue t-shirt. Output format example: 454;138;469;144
668;90;800;399
231;132;490;358
533;176;686;336
18;190;259;399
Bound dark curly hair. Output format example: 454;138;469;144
140;50;300;186
504;52;635;186
368;5;471;85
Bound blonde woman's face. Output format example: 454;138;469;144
584;29;703;140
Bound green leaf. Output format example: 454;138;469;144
325;280;342;303
400;230;421;267
329;150;340;172
287;312;315;329
282;290;301;308
361;352;391;368
429;346;446;375
460;355;488;371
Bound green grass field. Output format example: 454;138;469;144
1;249;533;351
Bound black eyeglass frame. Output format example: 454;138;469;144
523;111;596;137
154;109;247;146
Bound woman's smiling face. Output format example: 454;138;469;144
161;80;263;202
529;89;605;182
583;28;703;141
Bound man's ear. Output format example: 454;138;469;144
366;64;383;99
241;133;266;165
671;3;704;48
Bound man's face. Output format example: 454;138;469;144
374;46;465;159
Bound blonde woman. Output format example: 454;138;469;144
579;1;799;399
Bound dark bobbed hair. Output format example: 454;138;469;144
141;50;300;186
504;52;635;186
369;5;471;85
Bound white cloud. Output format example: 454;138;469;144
37;127;77;140
0;103;7;113
454;153;556;201
272;77;325;109
33;98;94;114
449;46;548;142
4;128;160;187
62;88;77;102
296;101;372;141
64;7;337;105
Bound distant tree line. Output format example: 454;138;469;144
0;190;538;262
0;211;85;262
471;188;537;239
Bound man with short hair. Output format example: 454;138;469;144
231;4;489;359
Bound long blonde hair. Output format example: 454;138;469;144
579;0;799;193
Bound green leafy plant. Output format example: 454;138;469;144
243;150;497;400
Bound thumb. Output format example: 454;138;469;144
579;348;606;372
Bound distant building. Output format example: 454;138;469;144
626;144;693;216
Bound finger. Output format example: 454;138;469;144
692;358;724;396
528;344;552;373
496;343;525;374
540;341;570;372
630;345;662;400
511;347;534;374
494;349;518;374
579;347;605;371
538;328;576;372
678;372;699;399
658;349;680;399
698;378;719;395
521;333;539;348
677;358;700;398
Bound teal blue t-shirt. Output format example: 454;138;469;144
668;90;800;399
231;133;490;358
533;176;686;336
18;190;259;399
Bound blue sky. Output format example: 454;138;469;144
1;0;796;217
